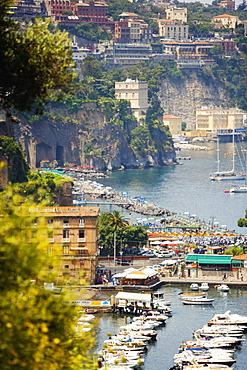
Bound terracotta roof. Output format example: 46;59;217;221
232;254;247;261
213;14;237;18
163;114;181;119
157;19;174;23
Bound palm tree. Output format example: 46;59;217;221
108;210;129;265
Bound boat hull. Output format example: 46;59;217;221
182;298;214;305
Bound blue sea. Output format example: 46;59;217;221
98;141;247;235
94;141;247;369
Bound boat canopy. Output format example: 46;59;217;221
115;292;152;303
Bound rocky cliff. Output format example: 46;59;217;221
14;102;176;171
159;71;227;129
13;72;227;171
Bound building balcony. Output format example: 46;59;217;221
62;238;70;243
78;238;86;243
70;246;88;250
47;238;55;243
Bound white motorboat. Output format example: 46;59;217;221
179;292;206;298
174;348;236;366
200;282;209;291
229;184;247;193
153;291;171;306
195;324;244;337
182;297;214;305
180;338;234;350
190;283;200;291
217;284;230;292
208;311;247;327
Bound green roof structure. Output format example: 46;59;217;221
185;254;238;265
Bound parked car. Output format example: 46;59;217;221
160;252;173;258
140;251;156;258
151;265;162;271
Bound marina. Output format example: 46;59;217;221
94;285;247;370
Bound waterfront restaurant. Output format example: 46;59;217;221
121;267;159;286
185;254;242;271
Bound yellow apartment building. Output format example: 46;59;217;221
40;206;100;285
196;107;245;133
115;78;149;122
163;114;182;135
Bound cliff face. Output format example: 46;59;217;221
14;102;176;171
14;73;226;171
159;71;227;129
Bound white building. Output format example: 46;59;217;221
196;107;246;133
165;7;187;23
157;19;188;41
115;79;149;122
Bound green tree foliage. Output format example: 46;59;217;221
210;43;223;56
0;188;96;370
72;22;112;42
0;1;76;113
206;55;247;111
0;136;29;184
13;171;72;204
238;210;247;227
130;125;151;154
98;211;147;254
224;245;244;256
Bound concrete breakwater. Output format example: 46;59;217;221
101;192;175;217
76;181;175;217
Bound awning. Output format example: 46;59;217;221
125;271;148;279
112;268;137;279
115;292;151;302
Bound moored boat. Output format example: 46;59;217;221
179;292;206;298
207;311;247;327
182;297;214;305
190;283;200;291
216;284;230;292
200;283;209;291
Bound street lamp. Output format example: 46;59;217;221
113;230;116;265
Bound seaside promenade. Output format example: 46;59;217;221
90;275;247;292
92;257;247;293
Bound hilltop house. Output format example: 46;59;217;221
212;14;239;29
115;79;149;122
219;0;235;11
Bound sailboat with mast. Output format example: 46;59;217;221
210;130;246;181
229;149;247;192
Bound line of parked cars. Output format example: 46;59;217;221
138;249;177;258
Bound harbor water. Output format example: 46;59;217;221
96;285;247;370
98;141;247;235
93;141;247;369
